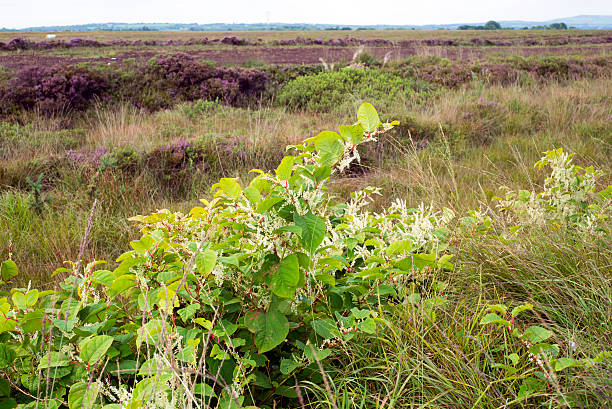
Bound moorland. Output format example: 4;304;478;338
0;29;610;409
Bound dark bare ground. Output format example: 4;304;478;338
1;44;611;69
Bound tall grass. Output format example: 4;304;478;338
0;65;611;407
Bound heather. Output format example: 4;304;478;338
1;32;612;51
1;54;610;118
395;55;612;88
0;53;270;115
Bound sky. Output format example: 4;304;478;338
1;0;612;29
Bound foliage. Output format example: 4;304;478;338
277;68;432;111
481;302;611;402
458;20;502;30
182;99;222;120
1;81;611;407
396;55;612;88
0;65;109;114
0;55;270;115
496;148;611;231
134;54;269;109
0;104;459;408
24;173;47;212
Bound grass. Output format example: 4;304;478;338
2;77;611;286
0;50;610;407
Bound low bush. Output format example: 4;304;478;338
277;68;433;111
396;56;612;88
0;54;271;116
0;65;109;115
0;104;452;408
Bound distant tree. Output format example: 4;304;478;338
458;21;501;30
484;20;502;30
549;22;568;30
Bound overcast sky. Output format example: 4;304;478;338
2;0;612;29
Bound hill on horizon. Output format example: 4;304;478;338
3;15;612;31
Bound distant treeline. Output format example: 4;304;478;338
458;21;569;30
2;18;608;32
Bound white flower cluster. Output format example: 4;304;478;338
321;188;453;275
498;149;610;230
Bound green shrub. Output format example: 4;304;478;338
277;68;432;112
0;104;458;408
181;98;222;119
356;52;380;68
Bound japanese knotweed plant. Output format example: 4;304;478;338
0;104;455;409
481;303;611;403
496;148;612;233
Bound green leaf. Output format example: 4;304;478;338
507;353;519;366
243;186;261;205
0;398;16;409
315;273;335;286
196;249;217;276
338;124;364;145
256;196;284;214
194;383;216;397
218;178;241;199
269;254;300;298
311;318;342;339
106;359;138;376
21;310;44;333
522;325;553;344
272;225;302;237
350;308;371;319
130;236;153;253
108;274;136;298
136;319;164;348
314;131;343;166
487;304;508;315
480;313;509;326
385;240;412;257
244;310;289;353
68;381;99;409
80;335;114;365
0;317;17;334
176;346;195;363
358;318;376;334
528;343;557;356
0;261;17;281
313;165;331;183
276;156;295;181
0;345;14;369
11;292;26;310
553;357;579;371
294;213;326;254
37;352;70;370
280;358;301;375
517;377;544;400
91;270;114;287
178;303;200;322
300;342;332;362
357;103;381;133
493;363;518;375
511;303;533;317
52;318;78;333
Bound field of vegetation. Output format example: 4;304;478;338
0;29;611;409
